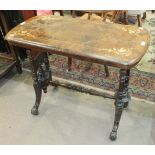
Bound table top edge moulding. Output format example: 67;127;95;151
5;15;150;69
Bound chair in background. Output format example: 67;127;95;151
68;10;124;77
124;10;146;27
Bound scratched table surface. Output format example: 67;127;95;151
5;15;150;69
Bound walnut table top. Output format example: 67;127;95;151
5;15;150;69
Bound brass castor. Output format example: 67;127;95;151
31;106;39;115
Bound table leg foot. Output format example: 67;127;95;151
109;127;117;141
31;81;42;115
109;105;124;141
31;105;39;115
104;65;109;77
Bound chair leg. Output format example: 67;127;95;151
142;12;146;20
110;11;117;22
68;57;72;71
88;12;92;20
137;14;142;27
124;11;128;25
71;10;76;18
104;65;109;77
103;13;108;22
59;11;64;16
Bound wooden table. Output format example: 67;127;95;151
5;15;150;140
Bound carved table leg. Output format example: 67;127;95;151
42;53;52;93
31;79;42;115
124;69;131;108
27;50;52;115
110;69;129;140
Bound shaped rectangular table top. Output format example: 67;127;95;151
5;15;150;69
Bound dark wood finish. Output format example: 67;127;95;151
0;57;16;78
5;15;150;140
67;57;72;71
124;11;128;25
0;11;22;78
6;16;150;69
104;64;109;77
27;50;52;115
137;14;142;27
21;10;37;20
110;69;129;140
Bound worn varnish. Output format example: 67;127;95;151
5;15;150;69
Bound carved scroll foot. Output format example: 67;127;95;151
31;105;39;115
109;126;117;141
31;82;42;115
110;105;123;141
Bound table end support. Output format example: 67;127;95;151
109;69;130;141
27;50;52;115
